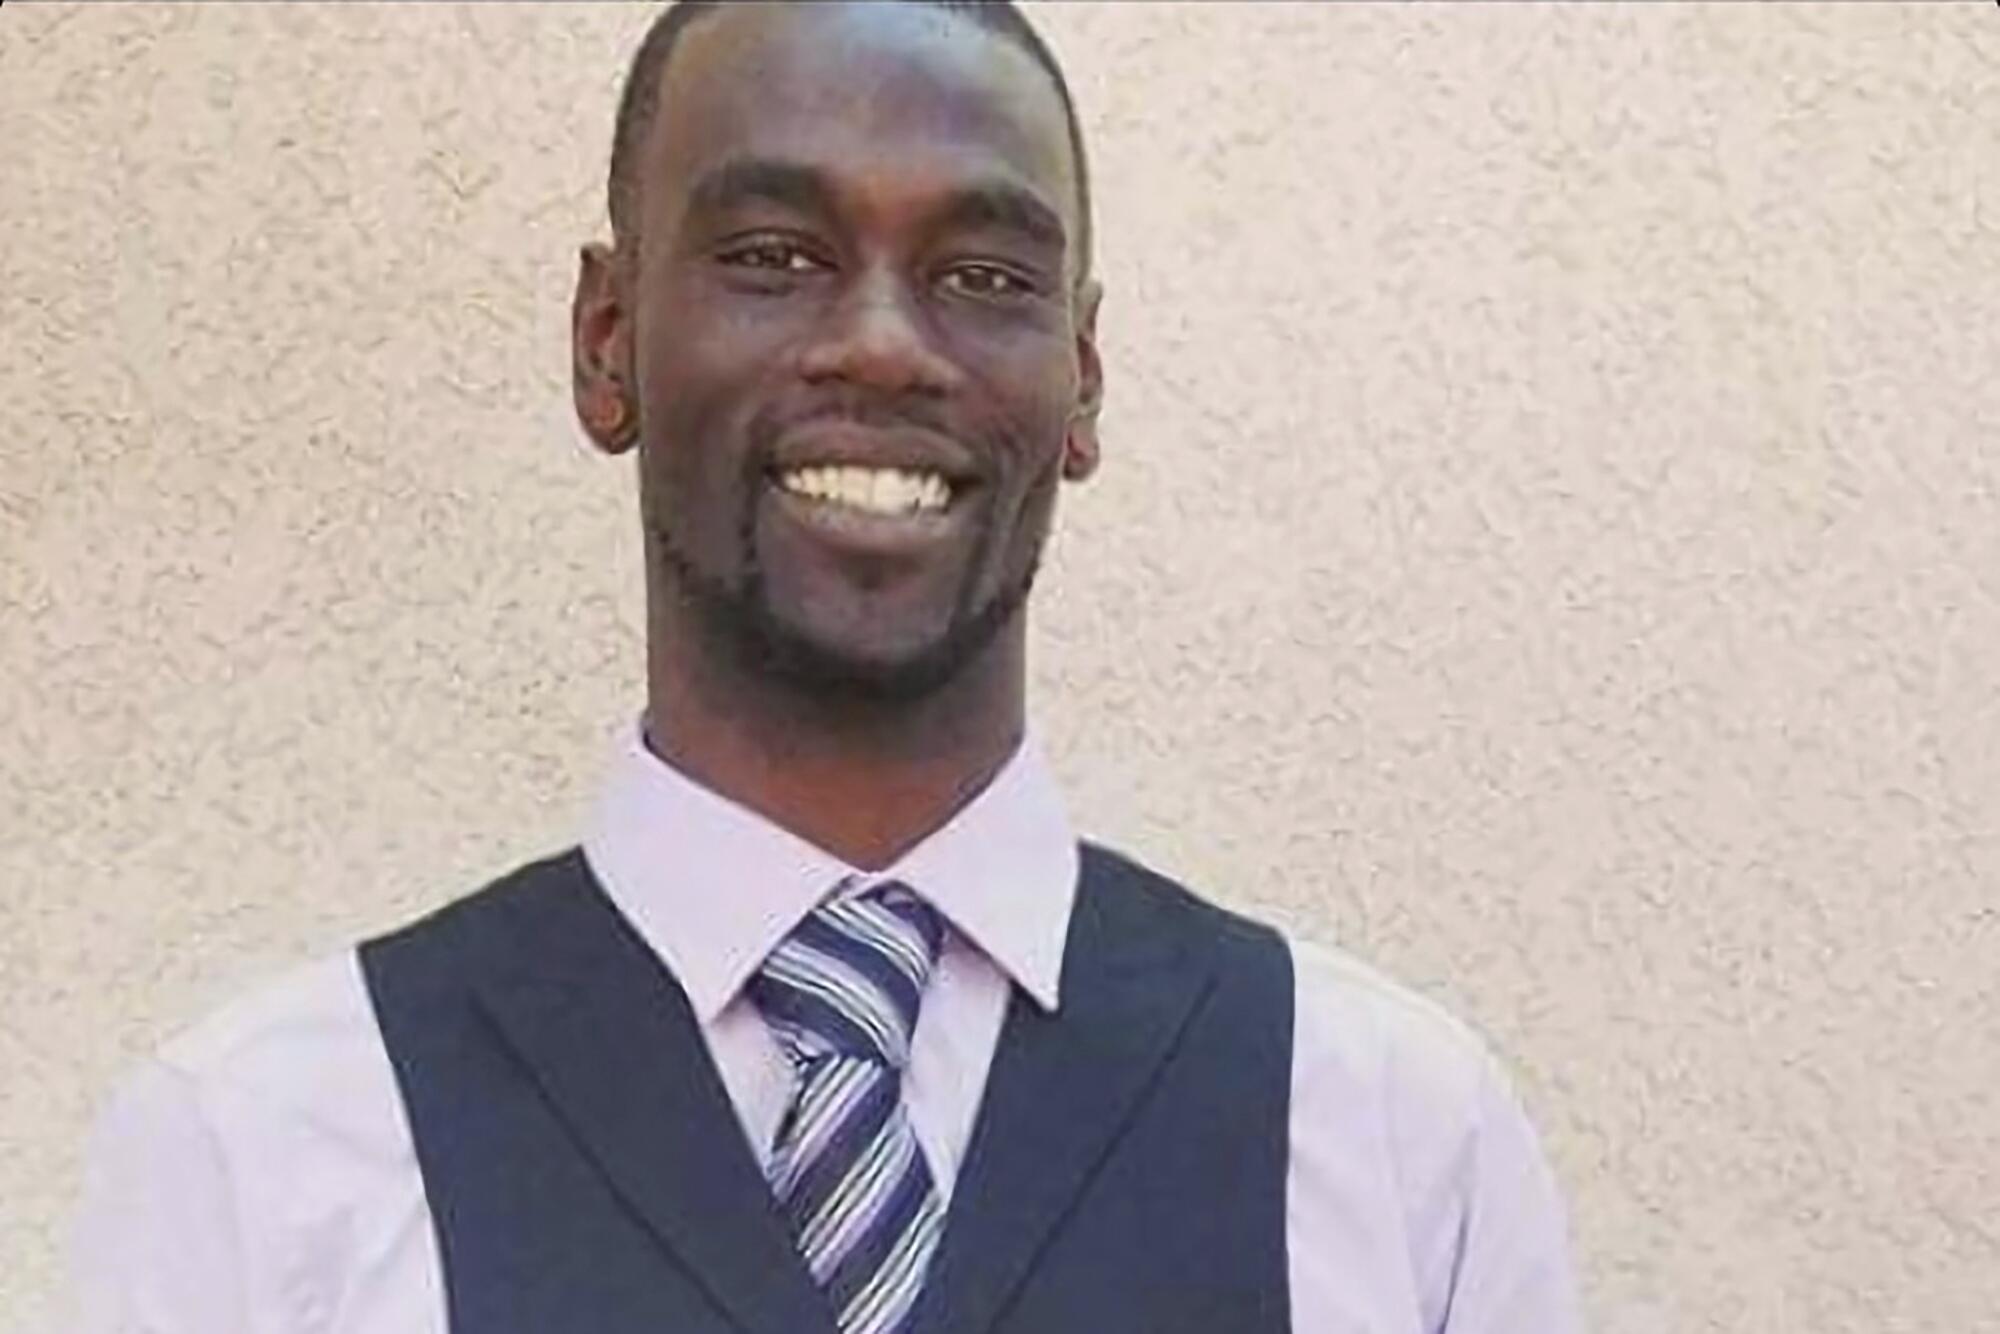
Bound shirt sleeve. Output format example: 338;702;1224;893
59;1058;253;1334
1438;1058;1585;1334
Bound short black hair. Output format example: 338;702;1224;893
606;0;1093;281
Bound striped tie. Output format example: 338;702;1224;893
747;880;948;1334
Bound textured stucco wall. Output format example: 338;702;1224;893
4;4;1998;1331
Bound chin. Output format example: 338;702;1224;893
755;617;985;704
655;521;1036;704
755;573;1038;705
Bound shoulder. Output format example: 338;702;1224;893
146;850;598;1102
156;950;380;1084
1285;933;1497;1124
68;851;594;1332
1081;840;1510;1169
74;950;433;1331
127;948;408;1173
99;852;597;1208
1079;842;1491;1079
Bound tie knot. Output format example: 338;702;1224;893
749;880;945;1070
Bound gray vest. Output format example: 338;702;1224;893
360;841;1294;1333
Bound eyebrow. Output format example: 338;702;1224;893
932;181;1068;256
683;158;837;222
681;155;1069;257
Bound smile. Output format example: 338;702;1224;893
773;464;956;517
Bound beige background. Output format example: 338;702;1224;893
5;3;1998;1330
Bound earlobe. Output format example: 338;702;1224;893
1062;422;1100;482
585;395;637;452
577;382;640;456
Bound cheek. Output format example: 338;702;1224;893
958;318;1078;435
997;359;1083;494
635;313;775;520
635;380;755;561
961;344;1079;544
633;272;794;434
981;419;1069;576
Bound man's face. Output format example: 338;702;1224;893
581;2;1101;699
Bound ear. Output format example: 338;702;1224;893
1063;278;1104;482
572;241;638;455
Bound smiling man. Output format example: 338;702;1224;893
64;4;1582;1332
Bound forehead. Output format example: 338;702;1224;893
643;3;1077;236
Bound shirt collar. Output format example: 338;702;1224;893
581;721;1078;1024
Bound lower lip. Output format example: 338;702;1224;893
763;482;970;556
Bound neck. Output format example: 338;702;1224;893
643;601;1027;873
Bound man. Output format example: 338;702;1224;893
65;3;1582;1331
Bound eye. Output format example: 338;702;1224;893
939;263;1036;302
716;239;828;274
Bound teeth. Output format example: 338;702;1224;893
777;465;953;515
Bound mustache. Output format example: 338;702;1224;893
746;392;956;454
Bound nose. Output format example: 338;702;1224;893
795;266;964;397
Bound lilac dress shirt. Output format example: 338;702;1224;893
60;727;1583;1333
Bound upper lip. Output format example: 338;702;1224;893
766;425;983;487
